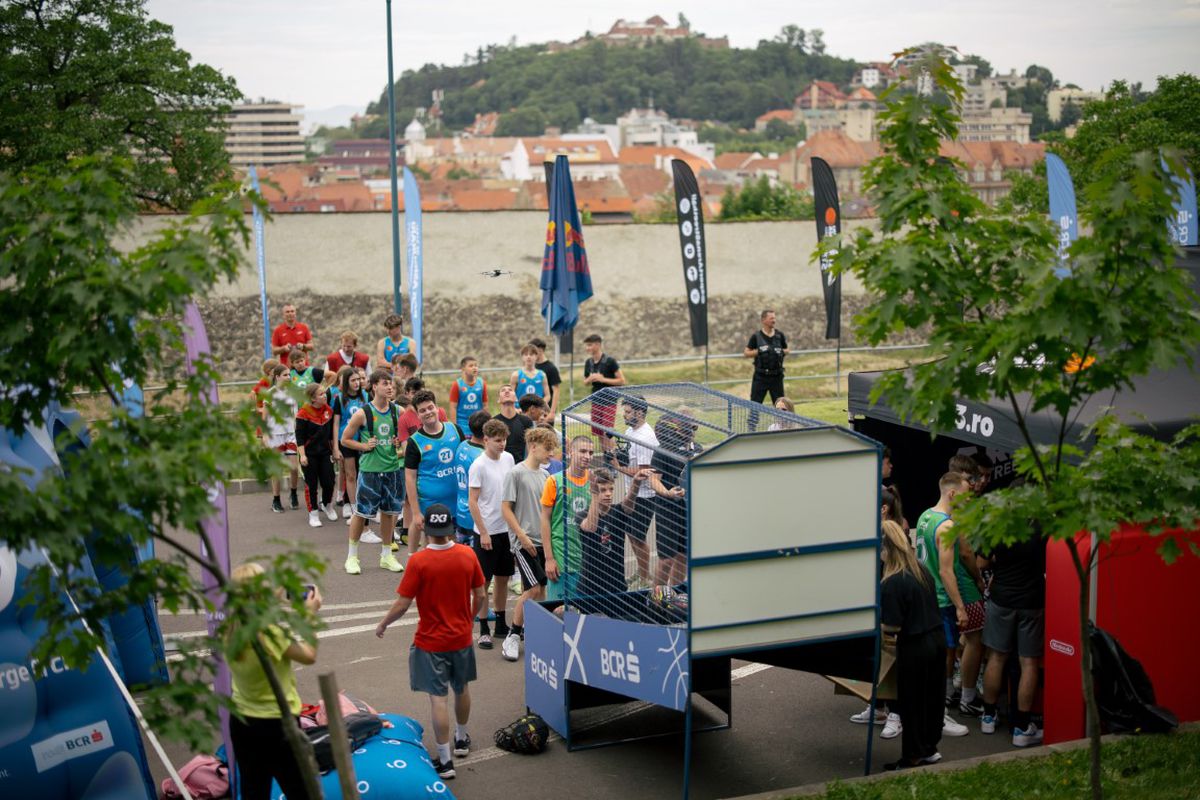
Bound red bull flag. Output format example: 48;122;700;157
540;155;592;337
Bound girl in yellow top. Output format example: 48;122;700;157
228;562;321;800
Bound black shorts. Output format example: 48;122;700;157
514;545;548;588
654;496;687;560
341;448;358;464
625;495;655;544
472;528;515;581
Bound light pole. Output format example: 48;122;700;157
386;0;402;314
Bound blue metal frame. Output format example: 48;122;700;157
690;538;878;568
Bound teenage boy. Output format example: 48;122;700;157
376;503;486;781
915;471;980;738
405;390;465;555
339;369;406;575
453;411;491;545
449;357;488;426
500;427;558;662
518;394;548;426
529;338;562;423
510;344;549;400
376;313;416;369
607;394;675;589
326;330;371;373
493;383;534;463
540;435;595;602
400;377;448;437
582;334;625;436
262;364;300;512
287;347;325;389
578;467;649;608
468;419;517;649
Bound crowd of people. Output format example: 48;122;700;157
864;450;1046;771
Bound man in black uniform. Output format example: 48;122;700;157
743;309;788;429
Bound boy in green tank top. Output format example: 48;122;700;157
915;470;986;716
339;369;406;575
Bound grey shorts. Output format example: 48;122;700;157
982;599;1044;658
409;644;477;696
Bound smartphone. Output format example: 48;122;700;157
302;584;316;600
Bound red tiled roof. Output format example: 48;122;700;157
449;187;519;211
524;138;617;164
573;179;634;214
795;129;882;169
714;152;759;170
619;165;671;200
756;109;795;123
847;87;877;102
939;140;1045;171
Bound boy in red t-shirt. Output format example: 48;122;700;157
375;503;485;781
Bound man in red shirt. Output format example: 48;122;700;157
271;303;313;366
375;503;485;781
326;330;370;373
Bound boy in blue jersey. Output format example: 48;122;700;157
405;389;466;556
510;344;549;400
453;411;491;545
449;356;488;426
376;313;418;369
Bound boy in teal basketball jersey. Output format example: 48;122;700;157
915;471;985;721
510;344;549;400
288;346;325;389
340;369;406;575
449;356;488;426
376;313;418;369
406;389;466;556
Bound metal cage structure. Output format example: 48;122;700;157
523;383;886;797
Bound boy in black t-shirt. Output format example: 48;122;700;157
582;334;625;437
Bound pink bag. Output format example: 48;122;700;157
161;754;230;799
315;690;378;726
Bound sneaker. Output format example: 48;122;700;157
981;713;997;734
380;552;404;573
501;632;521;662
289;490;300;510
345;515;353;526
372;512;381;523
881;712;902;739
344;555;361;575
959;697;985;717
390;541;400;552
477;633;493;650
323;503;338;522
942;714;969;737
432;758;455;780
308;510;322;528
1012;722;1043;747
919;751;943;765
850;706;888;725
271;497;284;513
494;625;510;640
882;759;916;771
342;503;352;519
360;529;382;544
453;734;471;757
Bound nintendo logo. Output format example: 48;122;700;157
1050;639;1076;657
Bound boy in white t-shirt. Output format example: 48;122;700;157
467;419;516;649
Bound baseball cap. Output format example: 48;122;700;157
424;503;454;536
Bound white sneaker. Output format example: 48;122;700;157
308;511;322;528
323;503;338;521
501;632;521;662
345;515;352;526
943;714;969;737
342;503;352;519
373;512;381;523
380;552;404;573
881;712;902;739
919;751;942;764
361;529;382;544
1012;722;1043;747
850;706;888;725
981;712;998;734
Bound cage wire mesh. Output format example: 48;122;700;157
552;383;824;625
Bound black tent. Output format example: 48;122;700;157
849;248;1200;520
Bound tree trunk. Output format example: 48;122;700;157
250;639;325;799
1070;539;1103;800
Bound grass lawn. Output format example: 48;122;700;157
807;729;1200;799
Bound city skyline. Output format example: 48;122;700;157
148;0;1198;124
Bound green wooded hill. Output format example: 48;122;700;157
362;36;860;135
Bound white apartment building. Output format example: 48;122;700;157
225;102;305;168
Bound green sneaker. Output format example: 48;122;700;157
380;552;404;573
344;555;361;575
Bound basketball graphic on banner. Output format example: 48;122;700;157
678;197;691;215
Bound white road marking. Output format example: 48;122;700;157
160;599;396;616
166;616;418;661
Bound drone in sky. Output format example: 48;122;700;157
481;268;514;278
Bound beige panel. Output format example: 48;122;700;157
690;451;879;558
691;610;877;656
691;550;877;630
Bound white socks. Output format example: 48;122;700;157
347;541;359;559
455;723;468;740
436;742;452;763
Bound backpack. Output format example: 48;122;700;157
161;754;230;799
305;711;384;773
1089;624;1178;734
360;401;399;439
754;331;784;375
494;713;550;755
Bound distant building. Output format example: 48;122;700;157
503;138;620;182
958;107;1033;144
1047;88;1104;122
225;102;306;168
794;84;879;143
547;15;729;51
316;139;403;177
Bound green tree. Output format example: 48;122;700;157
495;106;548;136
827;57;1200;799
0;0;241;211
719;176;814;221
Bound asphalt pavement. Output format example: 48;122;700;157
147;492;1015;799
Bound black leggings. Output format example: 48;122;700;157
895;628;947;763
229;714;313;800
302;453;335;512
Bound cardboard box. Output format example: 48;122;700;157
825;640;896;702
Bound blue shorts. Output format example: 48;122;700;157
940;606;960;649
355;470;404;517
409;645;476;696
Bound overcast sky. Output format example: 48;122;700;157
148;0;1199;119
